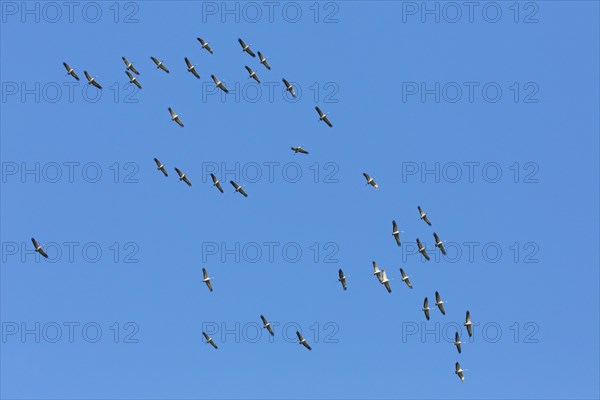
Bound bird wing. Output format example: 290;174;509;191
203;332;209;341
91;80;102;89
211;174;218;184
175;168;183;178
215;181;224;193
168;108;176;118
302;341;312;350
261;55;271;69
418;206;424;216
174;116;184;127
183;176;192;186
296;331;303;341
230;181;240;190
436;291;441;303
315;106;325;118
31;238;39;248
400;268;406;279
218;82;229;93
206;280;213;291
238;38;246;48
416;238;423;248
211;74;219;84
424;297;429;308
384;281;392;293
467;324;473;337
394;233;401;246
150;56;159;65
203;268;209;279
423;215;431;225
439;303;446;315
393;220;398;232
70;70;80;80
133;79;142;89
245;65;253;74
84;70;92;82
246;48;256;57
323;115;333;127
239;187;248;197
458;371;464;381
282;78;290;87
159;166;168;176
457;342;462;353
159;63;170;73
130;64;140;75
198;38;206;46
266;324;274;336
63;62;71;72
185;57;192;68
466;311;471;323
363;173;371;182
191;68;200;79
424;308;430;320
206;44;213;54
439;243;446;255
338;269;344;279
299;148;308;154
209;338;218;349
433;232;440;242
154;158;161;167
422;249;430;261
455;362;461;372
125;71;134;81
260;315;268;325
405;277;412;289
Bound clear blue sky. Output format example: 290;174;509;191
1;1;599;399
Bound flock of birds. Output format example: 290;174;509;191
37;35;474;382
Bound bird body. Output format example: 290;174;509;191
363;173;379;189
291;146;308;155
63;62;79;80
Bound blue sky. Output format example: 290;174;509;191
1;1;599;399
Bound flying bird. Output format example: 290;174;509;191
197;38;213;54
238;38;256;57
230;180;248;197
150;57;169;73
416;238;430;261
244;65;260;83
211;74;229;93
453;332;462;354
184;57;200;79
202;267;213;292
63;62;79;80
296;331;312;350
168;107;184;127
258;51;271;70
291;146;308;155
435;291;446;315
363;173;379;189
84;71;102;89
338;269;347;291
433;232;446;255
125;71;142;89
31;237;48;258
202;332;218;349
175;167;192;186
315;106;333;127
372;261;383;283
422;297;432;320
121;56;140;75
260;315;274;336
464;311;474;337
399;268;412;289
153;158;168;177
418;206;432;226
282;78;296;97
210;173;224;193
392;220;401;246
454;362;465;382
380;269;392;293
